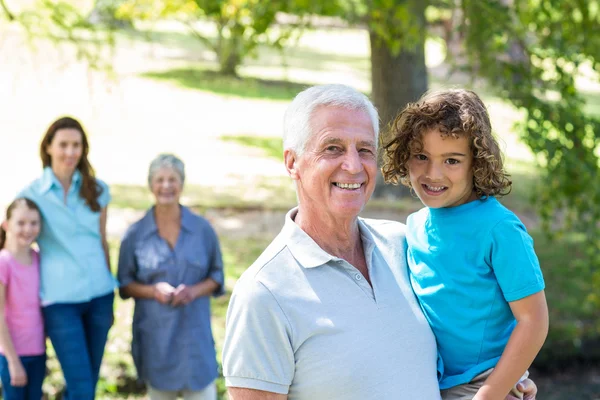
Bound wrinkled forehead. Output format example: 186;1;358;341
308;105;377;144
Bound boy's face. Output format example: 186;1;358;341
408;128;478;208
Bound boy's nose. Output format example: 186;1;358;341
425;162;444;180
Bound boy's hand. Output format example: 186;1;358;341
8;359;27;387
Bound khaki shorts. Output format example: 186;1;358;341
440;369;529;400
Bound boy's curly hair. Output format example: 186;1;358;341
381;89;512;198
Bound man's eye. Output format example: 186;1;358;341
326;146;341;152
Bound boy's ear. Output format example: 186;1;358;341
284;149;300;180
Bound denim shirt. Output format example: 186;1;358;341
117;206;225;391
19;167;116;304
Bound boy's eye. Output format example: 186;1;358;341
446;158;460;165
414;154;428;161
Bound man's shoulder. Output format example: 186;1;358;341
236;231;291;283
359;217;407;241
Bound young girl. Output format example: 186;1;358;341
382;89;548;400
0;198;45;400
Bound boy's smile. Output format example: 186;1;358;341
408;128;479;208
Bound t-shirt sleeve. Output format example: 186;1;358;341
207;226;225;297
222;278;294;394
489;216;545;302
0;256;10;286
117;227;138;296
97;180;111;209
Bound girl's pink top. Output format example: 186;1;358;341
0;249;45;356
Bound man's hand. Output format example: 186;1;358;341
153;282;176;304
171;284;196;306
505;378;537;400
8;359;27;387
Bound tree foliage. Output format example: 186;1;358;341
456;0;600;307
0;0;116;70
116;0;333;76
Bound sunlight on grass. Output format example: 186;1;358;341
221;135;283;160
110;178;297;211
142;68;309;100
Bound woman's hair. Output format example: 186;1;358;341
0;198;41;250
40;117;103;212
381;89;512;198
148;153;186;187
283;84;380;155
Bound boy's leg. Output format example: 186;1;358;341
23;354;47;400
82;292;114;393
0;354;27;400
43;302;95;400
440;369;493;400
182;382;217;400
147;385;180;400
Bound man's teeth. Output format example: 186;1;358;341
425;184;446;192
335;183;361;189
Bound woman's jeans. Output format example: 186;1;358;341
42;292;114;400
0;354;46;400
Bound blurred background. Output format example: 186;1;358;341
0;0;599;398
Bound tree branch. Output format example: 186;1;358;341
182;20;217;54
0;0;16;21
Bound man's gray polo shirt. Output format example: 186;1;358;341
223;208;441;400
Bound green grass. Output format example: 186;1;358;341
221;135;283;160
141;68;310;101
110;178;297;212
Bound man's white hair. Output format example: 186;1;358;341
283;84;380;155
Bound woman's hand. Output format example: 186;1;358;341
153;282;176;304
171;284;195;306
8;359;27;387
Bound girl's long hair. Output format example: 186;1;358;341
0;198;41;250
40;117;103;212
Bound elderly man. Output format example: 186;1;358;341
222;84;537;400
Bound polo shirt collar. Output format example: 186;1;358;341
40;167;82;194
138;205;195;239
284;207;374;269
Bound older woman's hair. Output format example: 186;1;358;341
283;84;380;155
148;154;185;186
381;89;512;198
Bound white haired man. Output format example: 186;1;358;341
222;84;538;400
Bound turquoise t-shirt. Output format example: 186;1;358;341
406;197;545;390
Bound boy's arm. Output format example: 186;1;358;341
474;290;549;400
0;283;27;387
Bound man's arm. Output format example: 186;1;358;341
229;387;287;400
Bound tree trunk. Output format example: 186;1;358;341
370;0;428;200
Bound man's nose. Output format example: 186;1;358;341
342;149;363;174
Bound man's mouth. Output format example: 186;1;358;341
333;182;362;190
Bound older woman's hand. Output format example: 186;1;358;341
153;282;176;304
171;284;195;306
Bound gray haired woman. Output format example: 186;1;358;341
117;154;224;400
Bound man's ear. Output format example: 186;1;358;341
284;149;300;180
